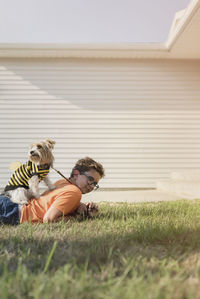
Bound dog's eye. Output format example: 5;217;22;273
37;145;42;149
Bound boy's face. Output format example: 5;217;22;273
73;169;101;194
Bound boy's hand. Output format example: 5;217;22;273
76;202;88;216
86;202;99;218
76;202;99;218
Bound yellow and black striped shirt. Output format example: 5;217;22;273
4;161;50;192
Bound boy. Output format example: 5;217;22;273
0;157;105;224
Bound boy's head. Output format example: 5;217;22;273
70;157;105;194
70;157;105;179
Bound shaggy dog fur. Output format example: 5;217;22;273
4;139;56;205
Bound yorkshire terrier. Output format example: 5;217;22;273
4;139;56;205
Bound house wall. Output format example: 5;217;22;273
0;58;200;189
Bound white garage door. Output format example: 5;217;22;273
0;58;200;189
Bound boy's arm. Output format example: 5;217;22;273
43;202;99;223
43;188;81;223
43;206;63;223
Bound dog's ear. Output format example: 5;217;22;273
45;139;56;149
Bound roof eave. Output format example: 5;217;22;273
0;42;168;59
0;0;199;59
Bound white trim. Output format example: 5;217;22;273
0;43;168;59
166;0;200;49
0;0;199;59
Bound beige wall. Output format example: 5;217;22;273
0;58;200;189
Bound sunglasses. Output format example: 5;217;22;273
81;172;99;190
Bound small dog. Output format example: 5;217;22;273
4;139;56;205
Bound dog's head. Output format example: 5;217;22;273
29;139;56;166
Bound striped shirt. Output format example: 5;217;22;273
4;161;50;192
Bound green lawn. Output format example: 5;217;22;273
1;200;200;299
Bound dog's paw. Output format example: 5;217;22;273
33;193;40;199
14;199;29;205
48;185;56;191
22;200;29;205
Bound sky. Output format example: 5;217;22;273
0;0;190;43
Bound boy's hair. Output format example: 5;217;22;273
70;157;105;178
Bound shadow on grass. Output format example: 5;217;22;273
1;200;200;274
1;220;200;274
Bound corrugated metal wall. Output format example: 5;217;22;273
0;58;200;189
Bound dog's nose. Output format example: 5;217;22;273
30;151;34;155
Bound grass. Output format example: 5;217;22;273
1;200;200;298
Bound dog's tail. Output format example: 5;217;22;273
9;161;22;171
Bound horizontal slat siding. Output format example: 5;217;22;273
0;59;200;189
